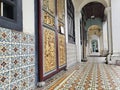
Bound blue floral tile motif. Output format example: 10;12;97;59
10;81;21;90
0;44;11;56
20;45;29;55
21;33;29;44
21;67;29;79
28;75;35;88
28;45;35;55
28;35;35;44
20;78;29;90
0;57;10;72
10;56;21;69
21;56;29;67
0;27;35;90
0;71;9;87
10;69;21;83
28;56;35;65
11;30;21;44
11;44;21;56
29;65;35;76
0;27;11;43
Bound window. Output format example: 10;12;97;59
67;0;75;43
0;0;22;31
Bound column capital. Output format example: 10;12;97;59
104;7;111;16
75;11;82;19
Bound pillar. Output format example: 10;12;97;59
75;11;82;62
104;7;113;63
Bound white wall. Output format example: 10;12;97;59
111;0;120;55
22;0;35;35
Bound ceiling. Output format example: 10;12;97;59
82;2;105;21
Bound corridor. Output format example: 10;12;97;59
38;57;120;90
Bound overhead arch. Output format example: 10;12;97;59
76;0;109;12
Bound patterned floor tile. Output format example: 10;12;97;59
37;59;120;90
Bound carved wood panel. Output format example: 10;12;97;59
43;11;55;27
43;28;56;74
58;34;66;66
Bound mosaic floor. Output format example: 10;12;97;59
37;57;120;90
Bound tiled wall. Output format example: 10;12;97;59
0;27;35;90
66;44;77;68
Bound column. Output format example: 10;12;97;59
104;7;113;63
75;11;82;62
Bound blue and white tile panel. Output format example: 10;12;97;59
0;27;35;90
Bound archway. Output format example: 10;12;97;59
80;2;107;60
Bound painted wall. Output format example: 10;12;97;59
22;0;35;35
85;18;102;31
111;0;120;55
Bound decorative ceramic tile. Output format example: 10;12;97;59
28;35;34;44
0;27;11;43
0;85;9;90
28;75;35;87
0;27;35;90
29;65;35;76
20;78;29;90
21;33;29;44
28;55;35;65
0;71;9;87
28;45;35;55
11;44;21;56
10;81;21;90
28;86;35;90
10;69;21;83
10;56;21;69
21;67;29;79
21;56;29;66
0;57;10;72
21;45;29;55
11;30;21;44
0;43;11;56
